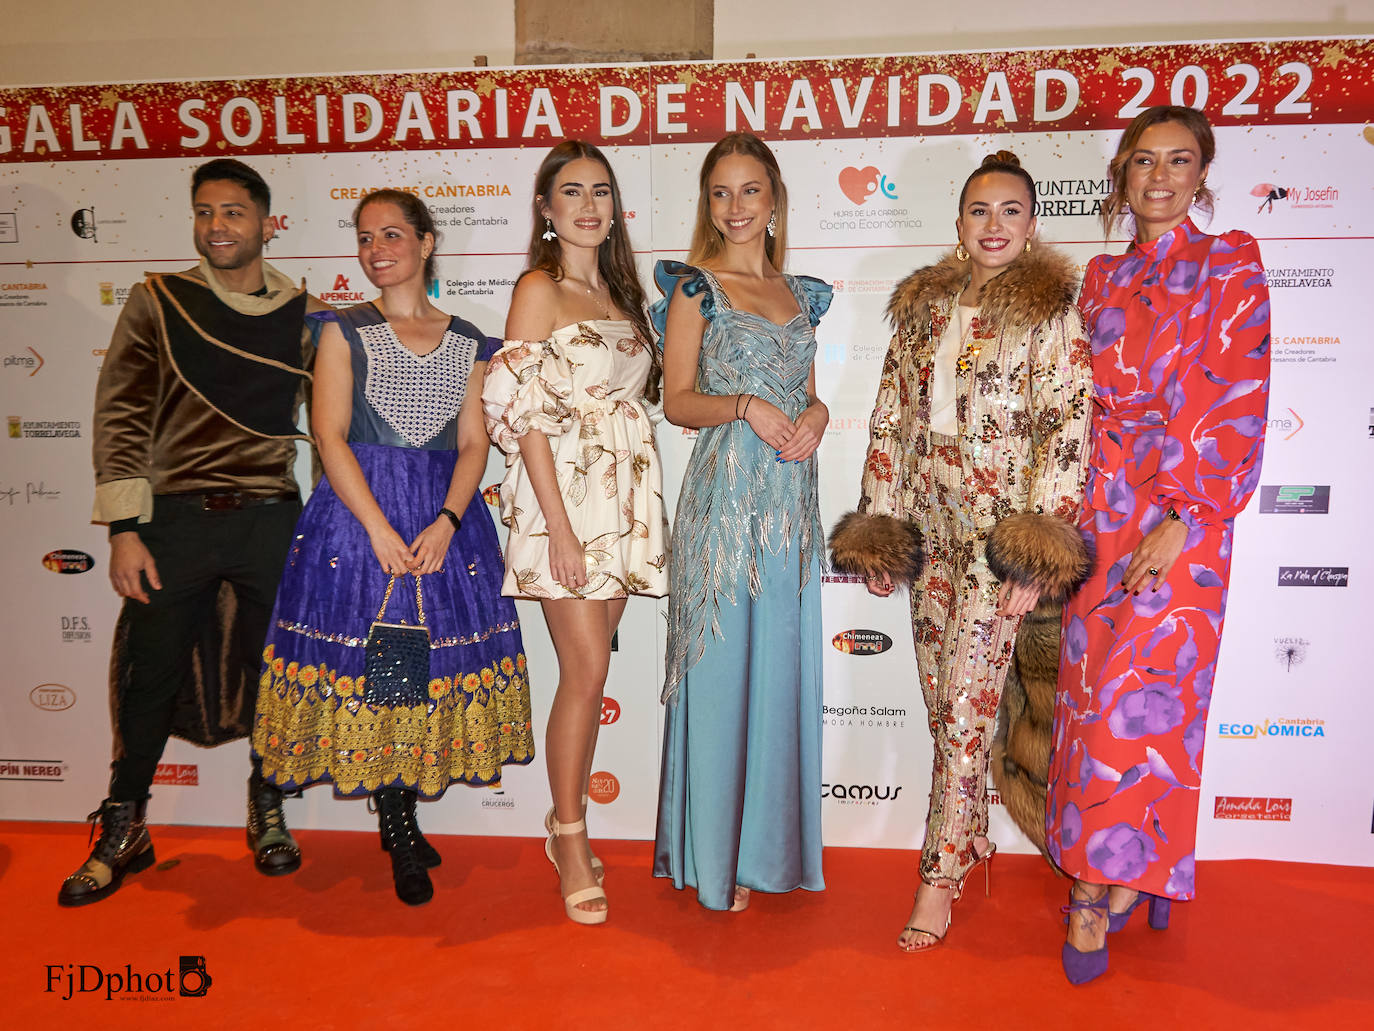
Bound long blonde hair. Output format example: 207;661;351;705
687;133;788;271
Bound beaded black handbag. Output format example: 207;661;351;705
363;574;431;707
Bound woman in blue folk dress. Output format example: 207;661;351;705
253;191;533;906
652;133;830;912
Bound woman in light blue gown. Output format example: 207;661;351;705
651;133;830;912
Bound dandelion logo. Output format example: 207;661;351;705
1273;637;1309;672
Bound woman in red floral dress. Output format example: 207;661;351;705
1048;107;1271;984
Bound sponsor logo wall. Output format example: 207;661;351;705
2;38;1370;868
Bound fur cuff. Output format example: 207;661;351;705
984;512;1091;604
828;511;925;586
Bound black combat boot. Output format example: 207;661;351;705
378;789;441;868
247;770;301;876
375;787;433;905
57;797;155;907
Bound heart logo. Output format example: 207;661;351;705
838;165;881;205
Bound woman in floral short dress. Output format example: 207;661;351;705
483;141;667;925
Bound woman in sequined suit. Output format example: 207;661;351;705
652;133;831;912
832;152;1093;951
1050;107;1270;985
252;191;533;906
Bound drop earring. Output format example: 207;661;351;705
541;218;557;242
1024;239;1032;254
954;242;969;261
766;211;776;238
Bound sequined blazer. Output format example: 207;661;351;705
858;245;1093;534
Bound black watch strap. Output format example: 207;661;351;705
438;507;461;531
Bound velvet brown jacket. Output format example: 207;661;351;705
92;261;328;523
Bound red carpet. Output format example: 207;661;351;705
2;821;1369;1029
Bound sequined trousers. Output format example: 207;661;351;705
911;432;1021;885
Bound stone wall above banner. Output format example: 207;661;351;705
515;0;712;64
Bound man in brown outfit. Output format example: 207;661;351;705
60;158;326;906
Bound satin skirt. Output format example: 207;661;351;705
652;541;825;910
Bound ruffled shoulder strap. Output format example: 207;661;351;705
790;274;832;328
650;259;718;337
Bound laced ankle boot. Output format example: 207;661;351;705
247;770;301;876
375;787;433;905
377;789;442;869
57;797;155;907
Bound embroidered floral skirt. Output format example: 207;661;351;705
252;443;534;798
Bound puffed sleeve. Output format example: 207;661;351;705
1026;305;1094;521
649;260;715;342
1152;232;1271;529
91;279;160;524
857;326;909;519
1075;255;1109;336
794;275;833;327
481;337;576;454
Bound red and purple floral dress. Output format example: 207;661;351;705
1046;219;1270;899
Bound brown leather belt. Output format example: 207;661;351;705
164;491;298;511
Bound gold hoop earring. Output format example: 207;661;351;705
954;242;969;262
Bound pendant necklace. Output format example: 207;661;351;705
574;278;612;320
954;304;984;375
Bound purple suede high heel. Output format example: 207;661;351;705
1147;895;1171;929
1108;891;1173;933
1061;885;1110;985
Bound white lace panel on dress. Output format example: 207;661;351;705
358;323;477;446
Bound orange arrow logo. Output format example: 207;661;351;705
1284;407;1303;440
26;346;42;376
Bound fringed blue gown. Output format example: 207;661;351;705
651;261;830;910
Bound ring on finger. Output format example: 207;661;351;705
1148;566;1160;576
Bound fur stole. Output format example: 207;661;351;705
990;595;1063;861
885;243;1078;336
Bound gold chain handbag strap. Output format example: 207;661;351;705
374;573;426;625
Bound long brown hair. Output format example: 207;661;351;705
1101;105;1216;237
687;132;788;272
523;140;658;402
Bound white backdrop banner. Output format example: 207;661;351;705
2;38;1370;867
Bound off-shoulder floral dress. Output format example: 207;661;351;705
482;320;668;600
